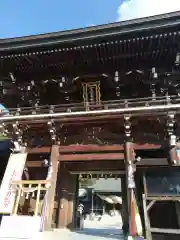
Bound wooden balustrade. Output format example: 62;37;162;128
11;180;51;216
7;95;180;116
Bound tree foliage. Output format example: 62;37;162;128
79;177;96;187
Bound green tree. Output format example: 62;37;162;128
79;177;96;188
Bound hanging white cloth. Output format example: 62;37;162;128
45;161;52;188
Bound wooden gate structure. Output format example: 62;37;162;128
1;11;180;239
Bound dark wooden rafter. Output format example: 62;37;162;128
0;29;179;58
1;32;178;76
0;25;179;74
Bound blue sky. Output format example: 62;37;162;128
0;0;123;38
1;0;180;39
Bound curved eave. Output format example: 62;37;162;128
0;11;180;52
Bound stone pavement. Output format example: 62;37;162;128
0;212;125;239
33;228;124;240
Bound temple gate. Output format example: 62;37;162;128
1;11;180;240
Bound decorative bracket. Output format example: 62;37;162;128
175;52;180;67
166;113;179;165
11;121;26;152
0;122;9;138
166;112;176;144
124;115;131;142
150;67;158;100
47;120;57;143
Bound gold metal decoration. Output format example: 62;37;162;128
82;81;101;105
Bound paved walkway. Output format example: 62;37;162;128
0;213;125;239
46;214;124;240
34;228;124;240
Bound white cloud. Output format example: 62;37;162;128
117;0;180;21
86;24;95;27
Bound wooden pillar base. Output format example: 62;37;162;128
58;189;69;228
57;170;78;229
67;175;78;229
57;167;69;228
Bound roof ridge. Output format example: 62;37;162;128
0;10;180;43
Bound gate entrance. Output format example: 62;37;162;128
58;169;126;238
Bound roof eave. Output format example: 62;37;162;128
0;11;180;52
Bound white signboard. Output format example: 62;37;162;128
0;153;27;213
0;215;41;239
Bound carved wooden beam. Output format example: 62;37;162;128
26;143;162;154
60;153;124;161
27;153;124;166
26;157;168;168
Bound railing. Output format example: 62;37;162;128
11;180;50;216
6;95;180;116
0;95;180;124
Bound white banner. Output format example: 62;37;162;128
0;153;27;213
